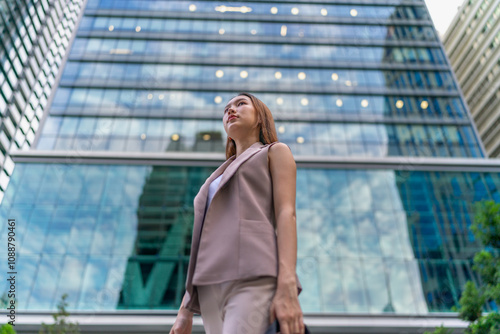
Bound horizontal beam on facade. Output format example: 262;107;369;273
10;150;500;172
71;55;451;72
84;9;432;27
87;0;426;7
9;311;468;334
78;31;441;48
56;81;461;98
47;110;473;126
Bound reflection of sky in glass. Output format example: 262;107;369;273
0;164;147;310
0;164;497;312
296;169;427;314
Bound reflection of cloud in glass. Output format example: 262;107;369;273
0;164;150;310
296;169;428;313
28;255;64;309
8;255;39;309
79;257;111;309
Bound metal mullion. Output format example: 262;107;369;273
75;30;441;49
88;9;432;28
0;10;22;85
45;109;473;127
4;0;30;70
24;0;50;71
72;54;450;72
13;0;36;41
9;150;500;173
0;37;17;92
26;0;45;29
42;0;69;53
25;0;53;59
16;0;49;62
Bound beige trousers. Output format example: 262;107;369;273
196;276;277;334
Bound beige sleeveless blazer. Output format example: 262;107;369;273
182;141;302;314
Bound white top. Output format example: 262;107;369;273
205;174;223;213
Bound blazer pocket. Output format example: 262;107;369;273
240;218;274;234
239;219;278;276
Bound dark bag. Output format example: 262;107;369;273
264;319;311;334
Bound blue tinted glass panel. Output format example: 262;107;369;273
1;164;498;313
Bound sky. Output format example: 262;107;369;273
424;0;466;39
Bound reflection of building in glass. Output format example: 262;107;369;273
0;0;84;203
1;0;500;333
443;0;500;157
121;165;196;309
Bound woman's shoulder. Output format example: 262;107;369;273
267;141;292;153
267;141;294;164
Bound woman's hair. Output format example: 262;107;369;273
225;92;278;159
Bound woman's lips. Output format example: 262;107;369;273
228;115;237;121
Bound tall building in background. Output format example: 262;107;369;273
443;0;500;157
0;0;84;202
1;0;499;332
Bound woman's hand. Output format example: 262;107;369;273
269;278;305;334
169;308;193;334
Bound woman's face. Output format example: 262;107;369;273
223;95;259;138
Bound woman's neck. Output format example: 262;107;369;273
234;137;260;158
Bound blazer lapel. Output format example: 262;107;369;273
192;141;266;229
193;156;235;224
217;141;265;192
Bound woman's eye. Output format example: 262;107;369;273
238;101;245;106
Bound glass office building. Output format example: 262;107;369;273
1;0;499;332
0;0;83;203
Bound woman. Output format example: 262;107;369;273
170;92;305;334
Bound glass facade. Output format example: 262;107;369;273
0;0;83;202
1;0;498;327
1;163;499;312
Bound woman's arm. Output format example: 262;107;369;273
269;142;298;285
268;142;304;334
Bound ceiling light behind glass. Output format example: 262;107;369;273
280;25;287;36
